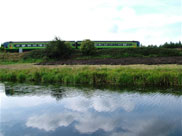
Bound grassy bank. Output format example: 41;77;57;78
0;52;42;64
24;47;182;60
0;65;182;87
1;47;182;65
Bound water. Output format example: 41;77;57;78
0;83;181;136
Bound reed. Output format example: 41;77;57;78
0;66;182;87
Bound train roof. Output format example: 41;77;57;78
77;41;140;42
7;41;63;43
4;40;140;43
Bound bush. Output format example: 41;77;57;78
80;39;96;55
0;46;5;52
23;49;46;60
160;41;182;48
45;37;73;59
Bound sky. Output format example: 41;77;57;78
0;0;181;45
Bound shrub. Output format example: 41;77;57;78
45;37;73;59
23;49;46;60
80;39;96;55
160;41;182;48
0;46;5;52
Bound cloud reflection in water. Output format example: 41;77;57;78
25;90;181;135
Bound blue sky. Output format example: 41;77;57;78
0;0;181;45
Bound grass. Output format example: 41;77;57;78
75;47;182;59
1;47;182;64
0;52;43;64
0;65;182;87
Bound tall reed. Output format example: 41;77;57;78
0;66;181;87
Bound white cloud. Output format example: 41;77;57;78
26;112;76;131
25;91;136;133
74;112;117;133
0;83;5;92
26;110;180;135
1;94;55;109
92;94;134;112
62;91;135;112
26;111;121;133
63;96;91;112
0;83;5;106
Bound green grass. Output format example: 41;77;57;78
0;66;182;87
1;47;182;64
0;51;44;64
66;47;182;60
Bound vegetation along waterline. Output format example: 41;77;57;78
0;65;182;87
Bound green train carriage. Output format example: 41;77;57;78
76;41;140;48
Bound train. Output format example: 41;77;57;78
1;40;140;51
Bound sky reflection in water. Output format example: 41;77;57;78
0;83;181;136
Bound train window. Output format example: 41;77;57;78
33;44;36;47
27;44;31;47
39;44;42;47
22;45;25;47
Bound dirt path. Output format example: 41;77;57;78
39;56;182;65
0;63;182;70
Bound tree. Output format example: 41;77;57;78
80;39;96;55
45;37;73;59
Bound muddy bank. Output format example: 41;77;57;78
39;56;182;65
